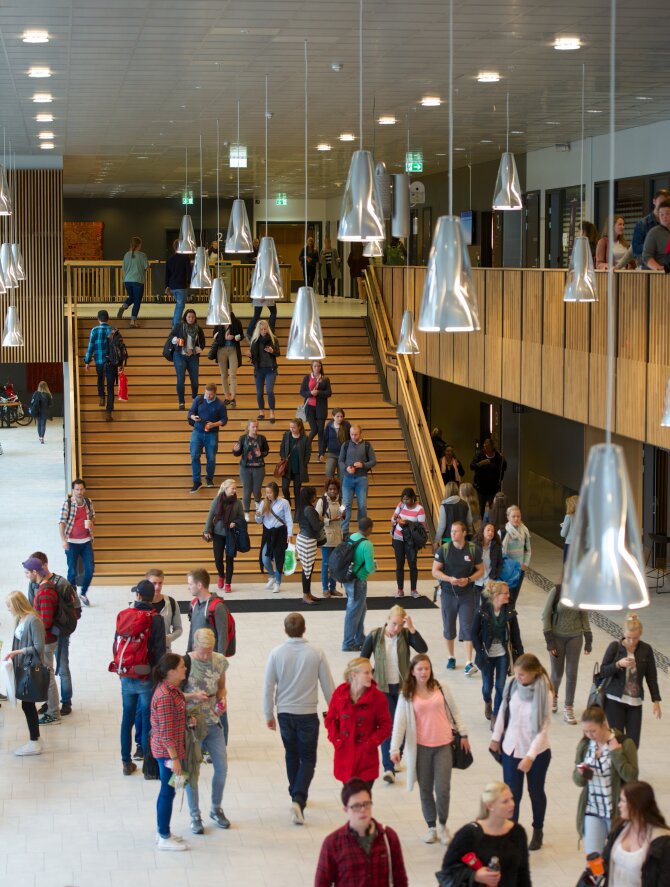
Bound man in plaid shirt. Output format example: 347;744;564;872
59;479;96;606
84;309;116;419
22;556;62;726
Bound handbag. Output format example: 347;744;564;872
207;340;219;361
436;867;475;887
316;526;327;547
15;656;50;702
162;334;176;363
499;554;522;589
296;399;308;422
273;458;289;478
451;731;474;770
587;660;612;709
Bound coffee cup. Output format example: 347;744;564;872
84;519;92;530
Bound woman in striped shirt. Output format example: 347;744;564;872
391;488;426;599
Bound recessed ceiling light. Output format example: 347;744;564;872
435;152;447;156
420;96;442;107
339;132;356;142
554;36;581;50
40;142;54;150
454;147;466;152
35;113;53;122
316;143;331;151
22;29;49;43
477;72;500;83
331;62;343;72
636;95;653;101
37;131;54;139
136;156;148;160
32;93;52;103
377;115;396;125
546;120;560;125
587;109;603;114
28;66;51;78
480;139;493;144
510;130;524;135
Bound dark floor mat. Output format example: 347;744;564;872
178;594;437;614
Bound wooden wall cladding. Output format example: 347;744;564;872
521;272;542;408
564;290;590;424
541;272;566;415
483;270;502;397
588;275;613;431
0;169;63;363
616;274;648;440
501;271;521;403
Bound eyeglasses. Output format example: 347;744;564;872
348;801;373;812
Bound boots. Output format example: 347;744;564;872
529;828;543;851
484;701;493;721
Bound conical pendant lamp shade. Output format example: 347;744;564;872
661;376;670;427
492;152;523;210
190;246;212;289
225;199;253;253
206;276;232;326
1;242;19;288
363;240;384;258
418;216;480;332
177;214;196;254
250;237;284;301
2;305;24;346
0;264;7;296
397;310;419;354
338;150;385;242
561;443;648;611
0;165;12;216
12;244;25;282
286;286;326;360
564;236;598;302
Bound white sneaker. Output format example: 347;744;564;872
265;577;276;590
423;827;438;844
290;801;305;825
244;512;250;522
273;582;281;594
15;739;43;756
437;823;451;845
382;770;395;784
156;834;189;851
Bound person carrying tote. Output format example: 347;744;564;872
256;482;293;594
203;478;245;593
3;590;46;756
232;419;269;521
169;309;205;409
314;478;345;598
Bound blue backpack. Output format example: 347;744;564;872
499;555;522;589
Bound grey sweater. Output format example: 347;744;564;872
642;225;670;268
338;439;377;478
542;585;592;649
11;614;46;670
262;637;335;719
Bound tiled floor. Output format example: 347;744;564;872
1;420;669;887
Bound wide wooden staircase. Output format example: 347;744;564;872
77;316;431;586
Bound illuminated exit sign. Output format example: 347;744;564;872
275;193;288;206
405;152;423;172
182;191;194;205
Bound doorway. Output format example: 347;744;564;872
258;221;323;292
524;191;541;268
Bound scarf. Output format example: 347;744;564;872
498;675;549;739
502;521;530;549
214;492;238;526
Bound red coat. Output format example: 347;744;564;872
325;681;392;782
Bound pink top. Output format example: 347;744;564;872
492;685;552;760
413;690;453;747
307;375;319;407
68;502;91;542
392;502;426;541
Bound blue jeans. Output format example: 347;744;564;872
341;475;368;536
277;712;319;810
171;288;188;326
381;684;402;772
321;546;336;593
123;281;144;318
190;429;218;483
246;304;277;338
342;578;367;649
173;352;199;404
502;748;552;829
37;415;47;438
254;368;276;411
120;677;152;762
186;721;228;816
262;543;283;587
95;362;116;413
480;654;507;714
55;634;73;705
65;540;95;597
156;758;176;838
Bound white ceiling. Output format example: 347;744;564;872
0;0;668;199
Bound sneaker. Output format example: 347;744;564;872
395;589;405;598
60;703;72;716
202;751;212;764
133;744;144;760
129;318;140;328
210;808;230;829
178;403;185;410
15;739;43;756
224;584;232;593
157;834;189;852
563;706;577;725
38;713;61;726
191;816;205;835
290;801;305;826
229;399;236;408
411;590;421;599
423;827;438;844
190;482;202;493
205;478;215;488
383;770;395;784
273;582;281;594
552;697;558;714
265;577;276;590
464;662;478;676
446;658;456;670
38;703;48;715
244;512;250;522
79;593;90;607
437;823;451;846
122;761;137;776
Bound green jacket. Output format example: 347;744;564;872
573;728;638;838
542;585;593;649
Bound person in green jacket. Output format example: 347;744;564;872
342;517;376;653
573;704;638;856
542;583;592;724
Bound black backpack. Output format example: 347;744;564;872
49;578;79;635
329;537;364;583
107;326;128;367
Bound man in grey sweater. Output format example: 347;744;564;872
263;613;335;825
642;200;670;270
338;424;377;537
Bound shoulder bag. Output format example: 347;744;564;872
162;334;176;363
273;458;289;478
441;689;474;770
15;655;50;702
587;659;613;709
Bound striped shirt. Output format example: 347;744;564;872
391;502;426;541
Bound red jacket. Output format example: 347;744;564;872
325;681;392;782
314;820;408;887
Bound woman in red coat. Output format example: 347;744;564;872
325;657;392;787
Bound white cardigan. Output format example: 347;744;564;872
390;681;467;791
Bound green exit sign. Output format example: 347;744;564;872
405;152;423;172
182;191;194;205
275;193;288;206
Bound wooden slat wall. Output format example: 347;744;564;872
521;271;543;409
501;271;521;404
646;275;670;448
483;270;502;397
588;274;613;431
542;272;566;416
616;274;647;440
0;169;63;363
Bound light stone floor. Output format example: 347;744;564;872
1;419;670;887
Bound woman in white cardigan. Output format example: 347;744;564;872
390;653;470;846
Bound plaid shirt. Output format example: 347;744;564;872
314;821;408;887
34;582;59;644
59;495;95;538
150;681;186;760
84;323;110;365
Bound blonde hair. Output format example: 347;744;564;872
246;419;259;433
218;478;237;496
250;320;278;347
565;495;579;516
193;628;216;649
482;580;509;602
386;604;406;622
6;590;38;622
477;782;510;820
506;504;522;519
443;481;460;498
459;482;480;521
624;613;643;636
37;381;51;395
344;656;371;683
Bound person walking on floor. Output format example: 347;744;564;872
249;319;280;422
295;486;324;605
500;505;531;606
560;495;579;563
342;517;376;652
299;360;332;457
169;309;205;409
390;653;471;846
263;612;335;825
279;418;311;512
211;312;244;407
187;383;228;493
602;781;670;886
361;605;428;784
29;381;52;444
58;478;96;607
84;309;116;417
246;289;278;340
323;408;351;479
474;522;504;605
542;580;592;725
470;437;506;518
299;236;319;289
203;478;245;593
314;478;345;598
164;239;192;326
256;482;293;594
459;482;482;539
232;419;269;521
319;237;341;300
117;235;149;327
440;445;465;486
434;481;472;548
390;487;426;599
4;590;46;756
339;424;377;537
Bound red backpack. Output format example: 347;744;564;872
190;596;236;657
109;608;154;678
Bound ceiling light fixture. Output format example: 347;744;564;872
190;133;213;290
32;93;52;103
492;92;523;211
177;147;196;253
511;129;524;135
587;109;603;114
477;72;500;83
1;306;24;347
39;142;54;150
421;96;442;107
480;139;493;144
207;119;232;326
35;113;53;122
10;150;25;283
339;132;355;142
37;131;54;139
636;95;652;101
554;36;581;51
22;30;49;43
316;143;331;151
377;115;396;125
28;66;51;78
397;310;419;354
225;100;253;253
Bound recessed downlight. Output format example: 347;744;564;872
28;66;51;78
339;132;356;142
32;92;52;103
420;96;442;107
35;113;53;122
546;120;560;125
477;72;500;83
480;140;493;144
37;131;54;139
316;143;332;151
636;95;653;101
40;142;54;150
22;29;49;43
377;115;396;125
511;130;524;135
554;36;581;50
587;109;603;114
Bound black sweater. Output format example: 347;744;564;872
298;505;323;540
441;822;531;887
299;374;333;420
599;638;661;703
603;823;670;887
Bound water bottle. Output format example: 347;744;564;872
489;857;500;873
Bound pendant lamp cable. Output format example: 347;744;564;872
199;133;204;245
606;0;616;444
265;75;269;239
406;124;410;294
359;0;363;151
304;38;308;284
580;64;585;228
184;147;189;216
216;119;220;276
448;0;453;216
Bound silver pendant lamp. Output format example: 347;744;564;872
338;0;385;243
363;240;384;257
2;305;24;346
417;0;479;333
0;164;11;216
177;147;196;254
207;120;232;327
492;94;523;211
0;242;19;288
661;377;670;427
10;152;24;281
0;262;7;294
225;101;253;253
397;309;419;354
250;77;284;302
561;0;648;612
287;40;326;360
190;135;212;290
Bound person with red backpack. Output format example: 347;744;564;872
110;580;166;776
22;556;63;726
